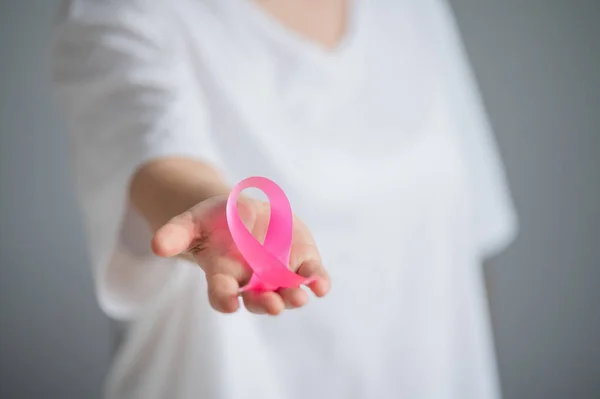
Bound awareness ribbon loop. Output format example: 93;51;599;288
226;176;314;292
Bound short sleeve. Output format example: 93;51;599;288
52;0;220;319
429;0;519;259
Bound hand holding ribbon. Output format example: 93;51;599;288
152;176;331;315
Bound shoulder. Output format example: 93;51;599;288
53;0;206;60
54;0;202;35
56;0;224;42
57;0;173;20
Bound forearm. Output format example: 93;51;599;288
129;156;230;232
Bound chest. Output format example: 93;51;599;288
176;1;471;224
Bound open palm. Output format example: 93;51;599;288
151;195;331;315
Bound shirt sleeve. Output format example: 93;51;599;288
430;0;519;259
52;0;220;319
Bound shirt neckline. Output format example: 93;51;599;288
222;0;364;68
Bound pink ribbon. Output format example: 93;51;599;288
226;176;315;292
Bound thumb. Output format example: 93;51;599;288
152;211;198;258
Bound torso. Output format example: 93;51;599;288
106;1;501;398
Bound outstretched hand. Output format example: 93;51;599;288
151;195;331;315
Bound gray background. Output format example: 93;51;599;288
0;1;598;398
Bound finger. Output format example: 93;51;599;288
206;273;240;314
242;291;285;316
241;291;266;315
152;211;197;257
278;287;308;309
204;256;252;313
297;259;331;297
205;256;251;284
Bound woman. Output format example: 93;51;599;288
52;0;517;398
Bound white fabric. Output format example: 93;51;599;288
52;0;518;398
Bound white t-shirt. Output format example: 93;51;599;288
52;0;518;398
